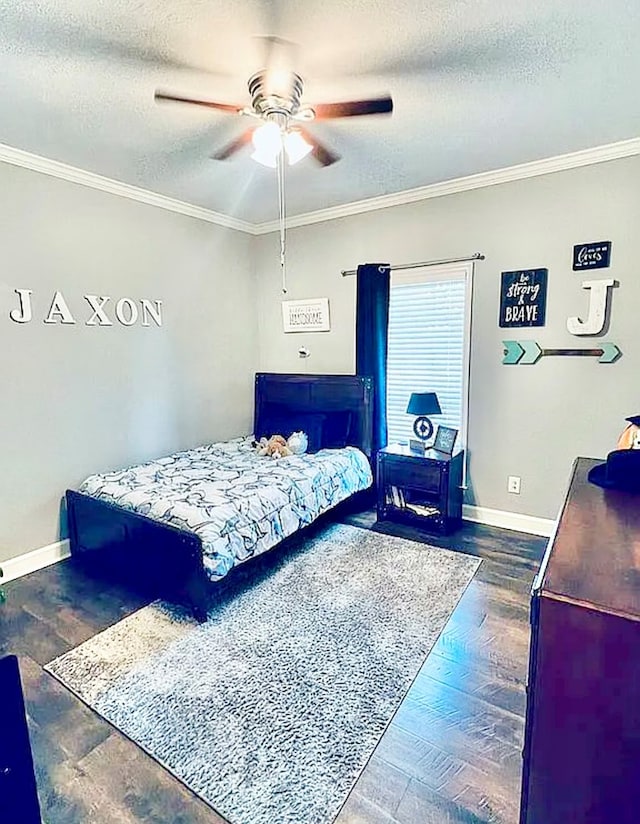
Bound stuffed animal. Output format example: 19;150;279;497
255;431;308;459
616;415;640;450
287;431;308;455
255;434;293;459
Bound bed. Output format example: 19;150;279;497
66;373;374;621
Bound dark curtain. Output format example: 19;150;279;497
356;263;391;455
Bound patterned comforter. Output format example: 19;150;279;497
80;437;373;581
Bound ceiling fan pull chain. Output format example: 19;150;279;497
277;148;287;294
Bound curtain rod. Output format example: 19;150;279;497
341;252;485;277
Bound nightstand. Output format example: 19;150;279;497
376;443;464;534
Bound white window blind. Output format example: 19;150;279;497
386;265;471;448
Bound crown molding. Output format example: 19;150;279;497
253;137;640;234
0;142;255;234
2;137;638;236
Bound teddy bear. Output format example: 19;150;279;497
254;431;308;459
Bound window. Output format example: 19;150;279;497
386;262;473;449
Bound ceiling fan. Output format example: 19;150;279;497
155;37;393;294
154;37;393;168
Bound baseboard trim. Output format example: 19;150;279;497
463;504;555;537
1;539;71;585
0;508;552;583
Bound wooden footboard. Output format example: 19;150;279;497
65;490;211;622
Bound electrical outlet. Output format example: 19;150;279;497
508;475;521;494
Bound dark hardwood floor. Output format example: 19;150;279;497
0;514;547;824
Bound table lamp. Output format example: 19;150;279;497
407;392;442;445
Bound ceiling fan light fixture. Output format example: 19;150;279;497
284;129;312;165
251;122;283;167
265;68;292;98
250;147;279;167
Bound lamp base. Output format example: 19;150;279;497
413;415;434;441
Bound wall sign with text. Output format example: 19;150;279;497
6;290;163;327
499;269;548;328
282;297;330;333
573;241;612;271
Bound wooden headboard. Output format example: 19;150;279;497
254;373;373;457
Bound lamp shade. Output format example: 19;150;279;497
251;122;282;167
284;130;312;165
406;392;441;416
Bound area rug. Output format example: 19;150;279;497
46;523;480;824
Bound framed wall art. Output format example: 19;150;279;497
499;268;548;328
282;298;331;333
573;241;612;271
433;425;458;454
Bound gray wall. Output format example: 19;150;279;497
0;162;256;562
254;156;640;521
2;154;637;561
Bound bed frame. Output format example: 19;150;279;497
66;373;373;622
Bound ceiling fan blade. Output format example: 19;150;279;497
0;10;215;75
311;96;393;120
298;128;340;167
211;129;254;161
155;91;241;114
352;21;552;80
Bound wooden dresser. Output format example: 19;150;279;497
520;457;640;824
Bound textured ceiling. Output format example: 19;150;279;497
1;0;639;223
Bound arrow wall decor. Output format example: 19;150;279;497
503;340;621;365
